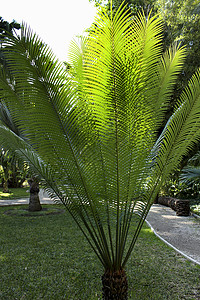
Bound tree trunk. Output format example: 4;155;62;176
3;180;9;193
28;179;42;212
102;268;128;300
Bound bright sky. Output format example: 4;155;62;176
1;0;97;62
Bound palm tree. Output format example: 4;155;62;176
0;5;200;299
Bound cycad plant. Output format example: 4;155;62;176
0;4;200;299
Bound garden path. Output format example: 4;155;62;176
146;204;200;265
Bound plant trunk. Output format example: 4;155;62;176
3;180;9;193
102;268;128;300
28;179;42;212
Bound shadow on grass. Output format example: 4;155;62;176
3;206;65;217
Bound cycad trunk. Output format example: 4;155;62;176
28;178;42;212
102;269;128;300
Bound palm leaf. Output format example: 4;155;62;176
152;69;200;187
180;167;200;183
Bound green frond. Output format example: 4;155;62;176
152;68;200;187
68;36;87;80
180;167;200;183
149;43;186;129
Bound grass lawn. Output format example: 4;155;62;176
0;205;199;300
0;187;29;200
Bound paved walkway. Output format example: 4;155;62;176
0;190;54;206
0;193;200;265
146;204;200;265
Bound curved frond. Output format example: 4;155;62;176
152;68;200;187
149;43;186;129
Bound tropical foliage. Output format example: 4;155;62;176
0;102;27;191
0;102;42;210
0;17;20;68
160;172;200;200
0;148;26;192
0;17;24;191
179;151;200;199
0;4;200;299
155;0;200;110
90;0;200;111
160;150;200;202
90;0;155;14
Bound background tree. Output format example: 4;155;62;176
90;0;155;14
0;6;200;299
0;18;41;211
0;149;13;192
155;0;200;108
0;18;24;190
0;17;20;68
0;102;42;211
